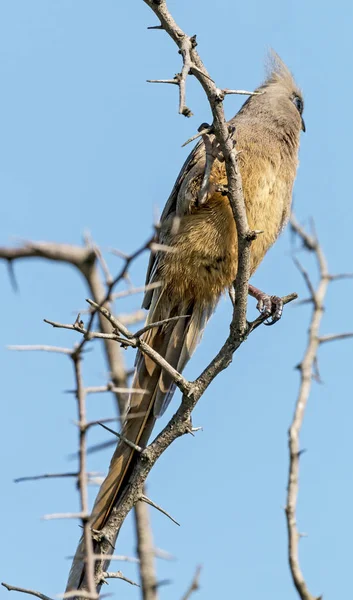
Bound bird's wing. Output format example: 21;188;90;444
143;140;206;309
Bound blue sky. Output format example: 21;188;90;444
1;1;353;599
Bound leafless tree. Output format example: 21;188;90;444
1;2;353;600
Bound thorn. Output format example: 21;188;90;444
73;313;84;329
7;259;19;293
181;124;212;148
190;34;197;48
98;423;142;453
312;355;323;384
140;495;180;526
186;426;203;436
155;579;172;589
246;229;264;241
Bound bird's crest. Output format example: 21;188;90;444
263;49;300;95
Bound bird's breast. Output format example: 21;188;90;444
161;191;238;304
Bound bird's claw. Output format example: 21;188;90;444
256;294;283;325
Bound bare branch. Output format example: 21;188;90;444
111;281;161;300
91;244;113;287
2;237;159;594
101;572;140;587
134;314;190;337
90;554;140;563
84;384;144;395
1;583;54;600
84;299;132;338
318;332;353;344
178;38;194;116
14;472;101;483
284;218;346;600
68;352;96;596
42;512;88;521
134;501;159;599
180;566;202;600
147;78;179;85
328;272;353;281
219;88;262;97
293;257;316;301
8;345;72;355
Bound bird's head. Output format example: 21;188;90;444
257;50;305;133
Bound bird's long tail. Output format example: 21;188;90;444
66;291;215;592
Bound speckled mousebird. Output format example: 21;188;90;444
67;51;305;592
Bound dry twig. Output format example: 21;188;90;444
1;583;53;600
180;566;202;600
286;215;353;600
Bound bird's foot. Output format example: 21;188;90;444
248;284;283;326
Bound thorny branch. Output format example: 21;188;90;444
1;1;300;598
286;215;353;600
44;285;296;593
144;0;254;337
1;236;160;598
134;501;158;599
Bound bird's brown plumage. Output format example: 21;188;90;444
67;52;304;592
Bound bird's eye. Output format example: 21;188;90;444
292;95;304;115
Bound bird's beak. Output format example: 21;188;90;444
301;117;306;132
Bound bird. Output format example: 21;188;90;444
66;51;305;592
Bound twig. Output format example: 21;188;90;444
318;332;353;344
1;583;53;600
101;572;140;587
154;548;176;561
178;38;193;117
14;472;101;483
134;314;190;337
147;78;179;85
329;272;353;281
111;281;161;300
84;299;132;338
42;512;88;521
92;244;113;287
292;257;316;302
219;88;262;96
8;345;72;355
90;554;140;563
84;384;145;395
180;566;202;600
285;216;353;600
